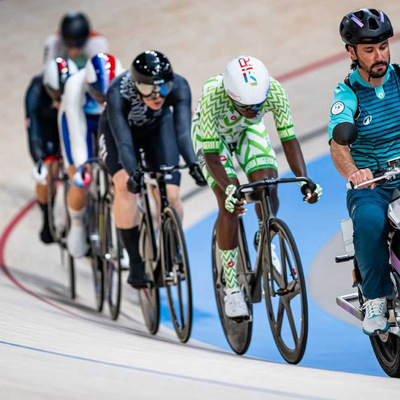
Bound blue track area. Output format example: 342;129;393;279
160;153;386;377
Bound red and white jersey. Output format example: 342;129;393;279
44;32;109;67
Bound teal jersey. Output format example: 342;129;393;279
328;65;400;189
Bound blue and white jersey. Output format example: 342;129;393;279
328;65;400;189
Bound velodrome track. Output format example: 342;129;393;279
2;1;400;398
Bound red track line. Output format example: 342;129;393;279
0;199;85;319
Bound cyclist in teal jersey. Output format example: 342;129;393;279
329;8;400;336
192;56;322;318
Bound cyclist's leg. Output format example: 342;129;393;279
193;132;247;317
25;75;59;244
347;187;393;334
98;114;146;288
141;110;183;218
59;111;91;257
236;122;278;248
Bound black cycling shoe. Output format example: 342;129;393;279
40;224;54;244
127;261;149;289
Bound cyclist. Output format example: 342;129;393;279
98;50;206;289
44;11;109;68
329;9;399;335
192;55;322;318
25;57;78;244
60;53;124;257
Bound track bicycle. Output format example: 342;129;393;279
136;153;193;343
46;156;76;299
212;177;311;364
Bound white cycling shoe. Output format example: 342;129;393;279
362;297;390;336
224;287;249;318
271;244;281;272
67;224;88;258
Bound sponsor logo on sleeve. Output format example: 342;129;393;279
331;101;345;115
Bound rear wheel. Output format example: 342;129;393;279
162;207;192;343
138;221;160;335
263;218;308;364
211;221;253;355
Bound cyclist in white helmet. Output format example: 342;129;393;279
25;58;78;244
192;55;322;318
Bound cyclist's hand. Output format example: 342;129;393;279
189;163;207;186
127;170;143;194
73;166;91;188
300;181;322;204
348;168;375;189
32;159;48;184
225;184;246;214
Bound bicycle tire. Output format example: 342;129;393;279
138;219;160;335
211;221;253;355
161;207;192;343
263;218;308;364
103;197;122;320
87;169;105;312
47;160;76;299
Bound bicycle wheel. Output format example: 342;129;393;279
47;160;76;299
263;218;308;364
103;197;122;320
138;219;160;335
87;174;105;312
161;207;192;343
211;221;253;355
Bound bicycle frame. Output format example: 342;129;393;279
236;177;312;303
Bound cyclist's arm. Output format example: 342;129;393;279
266;79;307;177
328;83;360;180
106;76;137;175
170;74;197;165
25;75;46;163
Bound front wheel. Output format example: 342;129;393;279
211;221;253;355
263;218;308;364
103;198;122;320
138;220;160;335
161;207;192;343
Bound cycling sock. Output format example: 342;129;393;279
119;227;142;265
68;206;86;226
220;248;239;289
38;202;53;244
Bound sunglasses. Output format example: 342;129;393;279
135;81;174;99
232;99;266;112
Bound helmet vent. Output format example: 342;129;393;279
368;18;379;31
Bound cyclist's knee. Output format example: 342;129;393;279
113;169;130;193
166;184;181;209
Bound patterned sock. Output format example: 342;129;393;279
220;248;239;289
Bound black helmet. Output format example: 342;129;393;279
340;8;393;46
60;11;90;48
130;50;173;85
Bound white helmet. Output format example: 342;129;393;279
224;56;270;105
43;57;78;95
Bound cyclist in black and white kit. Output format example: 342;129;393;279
99;50;206;288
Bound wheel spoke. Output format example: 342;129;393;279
282;297;299;345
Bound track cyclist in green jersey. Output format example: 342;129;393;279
329;9;400;336
192;56;322;318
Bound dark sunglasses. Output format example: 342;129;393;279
232;99;265;112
